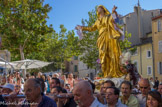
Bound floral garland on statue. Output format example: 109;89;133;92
120;51;141;85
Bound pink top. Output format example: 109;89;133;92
67;78;74;89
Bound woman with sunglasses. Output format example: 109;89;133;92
146;91;162;107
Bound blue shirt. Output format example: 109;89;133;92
22;95;57;107
46;81;50;93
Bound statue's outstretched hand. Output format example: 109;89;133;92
75;25;82;30
112;5;117;13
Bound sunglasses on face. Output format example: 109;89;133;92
140;86;148;89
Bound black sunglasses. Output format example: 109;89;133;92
140;87;148;89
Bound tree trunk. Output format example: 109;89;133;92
20;45;25;60
20;45;26;79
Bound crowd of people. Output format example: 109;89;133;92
0;72;162;107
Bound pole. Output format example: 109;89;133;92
138;0;140;6
140;46;142;75
152;41;155;80
5;61;6;75
0;57;14;77
24;61;27;79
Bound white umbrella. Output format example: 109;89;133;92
0;61;15;69
0;61;15;75
11;59;52;78
12;59;51;70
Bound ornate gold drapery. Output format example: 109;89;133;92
82;5;126;78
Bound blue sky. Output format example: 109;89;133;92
44;0;162;33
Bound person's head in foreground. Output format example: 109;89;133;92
158;83;162;95
105;86;120;106
72;81;95;107
24;78;42;102
146;91;162;107
138;78;150;96
120;81;132;97
103;80;115;93
24;78;57;107
1;83;14;94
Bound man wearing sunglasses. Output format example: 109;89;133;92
136;78;151;107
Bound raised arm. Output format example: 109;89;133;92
75;21;97;32
112;5;118;17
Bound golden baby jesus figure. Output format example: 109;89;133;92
76;5;126;78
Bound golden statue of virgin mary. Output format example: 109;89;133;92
76;5;126;78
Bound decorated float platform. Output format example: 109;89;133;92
94;76;125;88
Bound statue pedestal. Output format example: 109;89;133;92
107;77;125;88
94;76;125;88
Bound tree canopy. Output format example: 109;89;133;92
43;25;79;71
0;0;80;72
0;0;53;60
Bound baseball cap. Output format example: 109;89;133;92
0;83;14;91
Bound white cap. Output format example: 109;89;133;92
1;83;14;91
53;73;59;78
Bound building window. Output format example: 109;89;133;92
87;66;89;69
159;41;162;53
74;65;78;72
147;50;151;58
158;62;162;75
147;66;152;75
158;19;161;32
71;61;73;65
74;56;78;60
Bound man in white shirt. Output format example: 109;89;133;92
73;80;105;107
